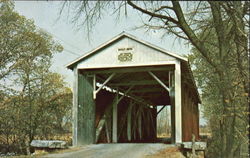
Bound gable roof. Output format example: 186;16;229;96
66;32;201;103
66;31;188;70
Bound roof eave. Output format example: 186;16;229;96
66;32;127;70
65;32;188;70
185;61;201;104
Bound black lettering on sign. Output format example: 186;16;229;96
118;53;133;62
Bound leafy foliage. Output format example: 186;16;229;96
188;13;249;157
0;0;71;155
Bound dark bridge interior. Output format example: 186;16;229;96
81;65;175;143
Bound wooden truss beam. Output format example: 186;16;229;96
95;76;155;109
127;92;153;106
82;66;174;75
130;87;164;93
157;106;166;115
97;76;153;106
127;101;133;141
93;73;115;99
148;71;169;92
109;80;158;86
117;85;134;103
112;90;119;143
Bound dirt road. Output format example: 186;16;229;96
43;143;177;158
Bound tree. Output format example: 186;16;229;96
0;0;71;155
188;27;248;157
0;0;58;80
0;73;72;154
60;1;249;157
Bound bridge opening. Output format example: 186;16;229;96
156;105;172;143
78;65;176;144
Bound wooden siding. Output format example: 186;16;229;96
77;37;177;69
77;73;96;145
181;77;199;142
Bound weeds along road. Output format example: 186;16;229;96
43;143;176;158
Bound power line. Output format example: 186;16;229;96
53;34;83;53
64;48;81;56
38;26;83;55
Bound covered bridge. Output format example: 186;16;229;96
66;32;201;146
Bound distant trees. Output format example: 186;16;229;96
157;106;170;137
0;0;72;155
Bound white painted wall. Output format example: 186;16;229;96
77;37;177;69
175;60;182;143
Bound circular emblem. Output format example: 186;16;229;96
118;53;133;62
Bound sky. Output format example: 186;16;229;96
14;1;191;88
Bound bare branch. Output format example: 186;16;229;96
154;5;174;12
127;0;179;24
171;1;220;73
